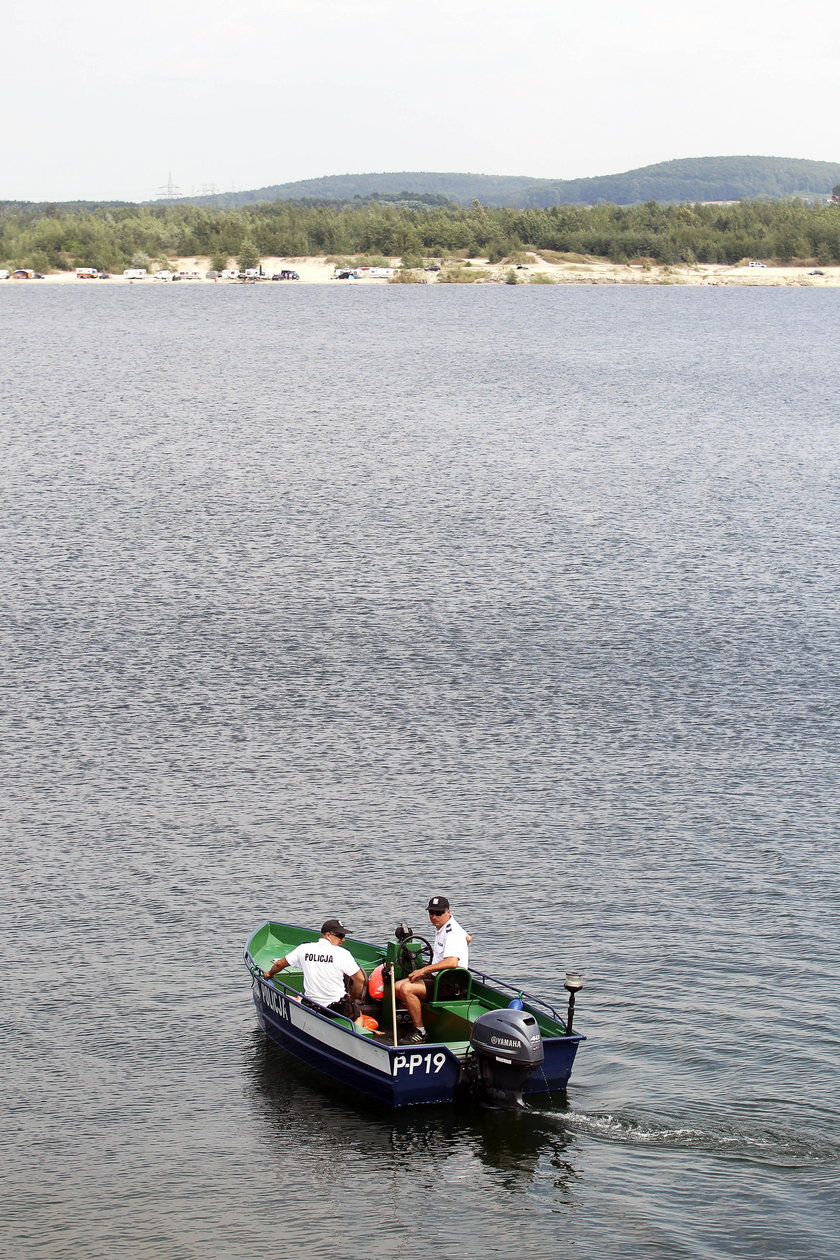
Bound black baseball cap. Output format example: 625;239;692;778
427;896;449;913
321;918;347;936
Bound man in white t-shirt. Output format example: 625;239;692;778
264;918;366;1023
394;896;470;1044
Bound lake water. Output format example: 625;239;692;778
1;283;838;1259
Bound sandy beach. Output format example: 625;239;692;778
6;255;840;286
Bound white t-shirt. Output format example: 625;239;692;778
285;938;360;1004
432;916;469;969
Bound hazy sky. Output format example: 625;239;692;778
6;0;838;203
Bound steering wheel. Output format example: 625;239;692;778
396;933;433;977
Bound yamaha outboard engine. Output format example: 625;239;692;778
467;1008;544;1109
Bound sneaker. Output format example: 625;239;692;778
405;1028;426;1044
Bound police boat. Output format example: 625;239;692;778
244;920;585;1108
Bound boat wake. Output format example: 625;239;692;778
552;1109;840;1167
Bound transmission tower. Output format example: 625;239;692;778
157;171;181;200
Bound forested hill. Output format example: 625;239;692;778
189;157;840;209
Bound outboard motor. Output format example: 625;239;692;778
467;1008;544;1109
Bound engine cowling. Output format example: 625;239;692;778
468;1008;545;1108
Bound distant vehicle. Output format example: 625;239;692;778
220;269;240;279
0;269;9;280
98;272;111;279
334;270;357;280
123;268;147;279
809;269;825;276
205;270;220;279
516;265;528;270
276;269;300;280
747;261;767;268
33;273;45;279
75;267;98;278
424;264;440;271
154;270;175;281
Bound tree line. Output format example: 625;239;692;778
3;196;840;272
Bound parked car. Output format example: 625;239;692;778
98;273;111;279
424;264;441;272
809;269;825;276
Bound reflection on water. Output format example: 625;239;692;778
245;1034;580;1196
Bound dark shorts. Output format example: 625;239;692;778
303;994;359;1021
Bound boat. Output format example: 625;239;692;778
244;920;585;1108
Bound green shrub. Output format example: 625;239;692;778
437;268;490;283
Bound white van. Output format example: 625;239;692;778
123;268;147;279
75;267;98;278
748;261;767;268
0;269;9;280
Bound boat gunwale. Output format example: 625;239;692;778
244;920;586;1048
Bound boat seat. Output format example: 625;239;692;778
427;968;473;1003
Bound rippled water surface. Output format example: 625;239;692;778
2;284;838;1259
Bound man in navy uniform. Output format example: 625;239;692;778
264;918;366;1023
394;896;470;1043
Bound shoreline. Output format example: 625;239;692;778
5;255;840;286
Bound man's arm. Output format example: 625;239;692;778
264;957;289;979
408;954;460;982
348;967;366;1000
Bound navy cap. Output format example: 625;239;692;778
321;918;347;936
427;896;450;913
